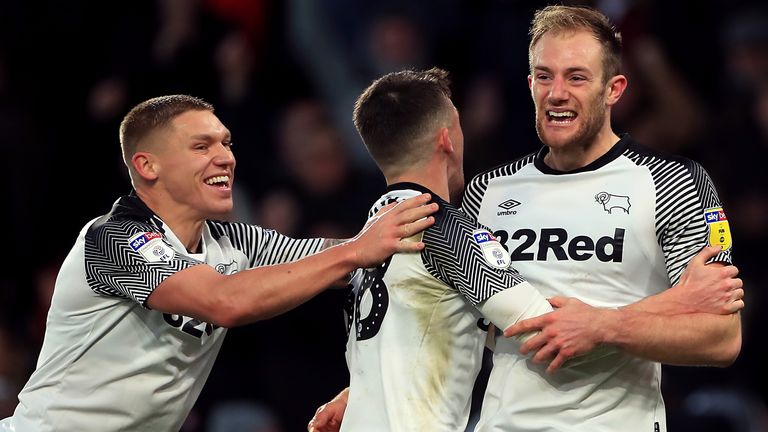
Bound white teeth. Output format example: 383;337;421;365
205;175;229;185
548;111;575;118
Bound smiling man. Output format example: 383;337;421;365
0;94;438;432
461;5;742;432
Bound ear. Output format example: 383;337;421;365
131;152;159;181
605;74;627;106
437;127;454;154
527;75;536;101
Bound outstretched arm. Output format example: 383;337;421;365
504;246;744;373
148;194;438;327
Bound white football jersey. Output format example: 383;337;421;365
341;183;552;432
462;135;733;432
0;193;323;432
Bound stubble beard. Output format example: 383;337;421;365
535;92;607;153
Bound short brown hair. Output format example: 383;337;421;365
353;67;453;171
119;94;214;169
529;5;623;82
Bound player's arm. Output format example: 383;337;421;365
508;298;740;373
628;247;743;315
591;247;742;365
506;239;743;372
481;282;620;369
597;164;744;365
591;302;741;366
308;387;349;432
148;195;437;327
595;251;742;365
478;281;552;341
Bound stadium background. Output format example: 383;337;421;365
1;0;766;430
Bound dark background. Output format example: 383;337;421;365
1;0;766;431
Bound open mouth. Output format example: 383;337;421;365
204;175;230;189
547;110;577;124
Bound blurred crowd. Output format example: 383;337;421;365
1;0;767;431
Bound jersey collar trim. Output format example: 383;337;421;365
385;182;435;197
115;191;167;233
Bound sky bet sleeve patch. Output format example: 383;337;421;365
703;207;732;251
472;229;511;269
128;232;176;262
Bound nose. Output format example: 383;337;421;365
547;76;569;103
213;142;236;166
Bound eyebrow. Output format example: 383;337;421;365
190;131;232;141
534;65;593;75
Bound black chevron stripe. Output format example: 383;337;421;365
85;219;199;305
624;149;732;283
208;221;323;267
422;200;526;306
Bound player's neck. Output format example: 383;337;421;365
387;165;450;204
136;189;205;253
544;130;620;171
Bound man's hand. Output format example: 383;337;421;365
664;246;743;314
349;193;437;268
630;246;744;316
308;388;349;432
503;297;612;374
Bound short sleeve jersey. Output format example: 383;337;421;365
340;183;530;432
462;135;733;432
2;193;323;432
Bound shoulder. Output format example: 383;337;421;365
425;199;496;258
86;212;159;250
430;200;478;236
620;136;707;174
422;200;524;305
620;137;720;200
85;194;164;244
463;151;537;218
467;151;538;189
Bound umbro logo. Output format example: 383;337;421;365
497;199;521;216
499;199;521;210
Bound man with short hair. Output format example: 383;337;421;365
465;5;742;431
332;66;557;431
0;94;437;431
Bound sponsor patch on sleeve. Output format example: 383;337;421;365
472;229;511;269
703;207;732;251
128;232;175;262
